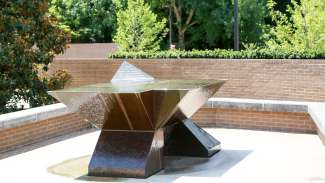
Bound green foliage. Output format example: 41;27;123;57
31;69;72;109
49;0;120;43
0;0;70;114
40;69;72;91
186;0;233;49
149;0;269;50
239;0;268;46
113;0;168;51
148;0;231;50
48;0;271;49
187;0;268;49
264;0;325;50
109;48;325;59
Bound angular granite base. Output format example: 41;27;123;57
164;119;221;157
88;130;164;178
88;120;221;178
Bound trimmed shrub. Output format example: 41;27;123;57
109;48;325;59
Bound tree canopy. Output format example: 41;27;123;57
48;0;271;50
0;0;70;114
149;0;268;50
265;0;325;50
113;0;168;51
49;0;118;43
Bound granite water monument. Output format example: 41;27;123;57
49;62;225;178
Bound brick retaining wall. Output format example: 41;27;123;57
193;108;316;134
48;58;325;135
47;58;322;138
50;59;325;102
0;113;90;153
0;107;316;153
2;58;321;153
0;104;317;153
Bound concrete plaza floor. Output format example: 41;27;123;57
0;128;325;183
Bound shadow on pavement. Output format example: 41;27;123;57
47;149;252;182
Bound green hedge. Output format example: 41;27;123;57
109;49;325;59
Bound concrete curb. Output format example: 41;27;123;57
205;98;308;113
0;103;69;129
308;103;325;145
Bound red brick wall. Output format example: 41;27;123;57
2;58;322;153
50;59;325;102
193;108;316;134
0;58;310;152
0;113;90;153
0;108;316;154
55;43;118;59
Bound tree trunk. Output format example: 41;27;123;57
171;0;196;50
178;29;185;50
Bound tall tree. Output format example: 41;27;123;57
239;0;268;46
170;0;198;50
113;0;168;51
49;0;119;43
150;0;268;50
265;0;325;50
0;0;69;113
186;0;233;49
149;0;204;50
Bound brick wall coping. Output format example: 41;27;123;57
206;98;309;113
308;103;325;144
0;103;68;130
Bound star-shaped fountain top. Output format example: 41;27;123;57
49;61;222;94
48;61;225;129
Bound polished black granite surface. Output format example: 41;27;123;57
49;61;224;178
